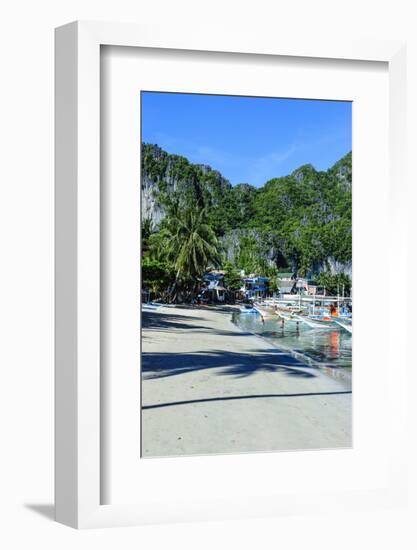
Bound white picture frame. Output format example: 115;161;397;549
55;20;408;529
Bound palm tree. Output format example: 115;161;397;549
164;204;220;298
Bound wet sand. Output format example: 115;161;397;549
141;305;352;457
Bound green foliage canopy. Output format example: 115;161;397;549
142;143;352;295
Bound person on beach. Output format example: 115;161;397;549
330;303;338;317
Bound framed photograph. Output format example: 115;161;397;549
55;21;408;528
139;90;354;460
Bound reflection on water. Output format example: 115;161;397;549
233;312;352;369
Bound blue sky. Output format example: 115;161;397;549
141;92;351;187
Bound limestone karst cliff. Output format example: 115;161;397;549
141;143;352;277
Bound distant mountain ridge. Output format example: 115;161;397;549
141;143;352;277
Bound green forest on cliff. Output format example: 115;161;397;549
141;143;352;300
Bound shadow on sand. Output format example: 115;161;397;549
142;390;352;410
142;311;206;332
142;348;318;380
142;310;254;337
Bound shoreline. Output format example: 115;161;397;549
141;304;352;457
229;311;352;387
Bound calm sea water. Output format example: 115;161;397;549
232;311;352;370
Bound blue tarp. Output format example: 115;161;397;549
204;274;223;280
244;277;269;283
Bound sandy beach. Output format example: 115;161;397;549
141;305;352;457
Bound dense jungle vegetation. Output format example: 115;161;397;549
141;143;352;301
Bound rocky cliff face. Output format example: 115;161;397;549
328;151;352;189
141;143;231;227
141;145;176;226
315;257;352;278
220;231;352;277
141;143;352;277
220;229;278;266
142;171;166;227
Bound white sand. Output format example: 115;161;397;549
141;305;351;457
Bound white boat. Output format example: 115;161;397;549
294;314;335;329
275;309;299;322
275;308;339;330
142;302;164;311
253;305;270;317
334;319;353;333
239;305;258;314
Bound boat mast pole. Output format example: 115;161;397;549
313;286;315;316
337;284;340;314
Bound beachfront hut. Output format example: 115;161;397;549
278;277;296;295
296;278;309;293
200;273;226;303
278;277;317;297
243;276;269;299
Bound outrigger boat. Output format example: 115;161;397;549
274;308;334;329
253;290;353;332
275;310;298;323
297;314;336;329
334;319;353;333
239;304;258;314
274;306;347;330
253;304;277;318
